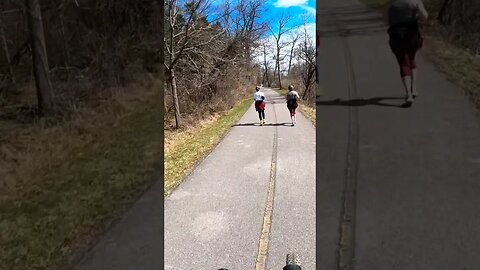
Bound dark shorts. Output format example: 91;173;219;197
287;99;297;109
287;100;297;116
388;21;423;76
255;100;265;111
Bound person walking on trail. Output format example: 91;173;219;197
253;86;266;125
286;85;300;126
386;0;429;105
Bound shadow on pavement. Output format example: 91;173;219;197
233;122;294;127
316;97;411;108
318;4;387;37
266;96;286;104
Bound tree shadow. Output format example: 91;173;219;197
318;4;387;37
265;96;286;104
316;97;412;108
232;122;294;127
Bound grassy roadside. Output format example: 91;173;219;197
0;87;162;270
273;88;316;126
360;0;480;109
422;29;480;108
164;97;252;197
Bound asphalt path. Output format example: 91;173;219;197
73;88;316;270
316;1;480;269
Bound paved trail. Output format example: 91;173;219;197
317;1;480;269
74;88;316;270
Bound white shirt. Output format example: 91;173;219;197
253;91;265;101
287;90;300;100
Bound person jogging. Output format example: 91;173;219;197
386;0;429;105
286;85;300;126
253;86;266;125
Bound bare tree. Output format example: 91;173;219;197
165;0;205;129
270;13;292;89
26;0;53;116
262;43;271;86
231;0;267;65
0;21;15;84
158;0;165;120
287;31;300;75
297;21;316;100
164;0;267;128
437;0;454;24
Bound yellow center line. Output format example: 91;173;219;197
255;90;279;270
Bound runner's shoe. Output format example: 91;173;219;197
405;95;414;105
412;89;418;98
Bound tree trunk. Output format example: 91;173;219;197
1;25;15;84
437;0;453;24
170;68;182;129
276;46;282;89
27;0;53;116
277;62;282;89
302;67;314;100
287;37;297;75
262;45;270;86
158;0;165;124
273;58;277;86
59;16;70;79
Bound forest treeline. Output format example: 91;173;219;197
425;0;480;53
164;0;316;129
0;0;163;119
0;1;164;269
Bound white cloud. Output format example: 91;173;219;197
274;0;315;16
274;0;308;8
286;22;315;43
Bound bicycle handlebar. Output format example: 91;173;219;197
218;253;302;270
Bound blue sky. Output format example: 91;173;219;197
267;0;316;32
206;0;315;35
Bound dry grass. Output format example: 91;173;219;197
298;104;316;125
423;28;480;108
164;97;252;197
0;78;162;270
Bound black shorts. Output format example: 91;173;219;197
287;99;297;110
388;21;423;55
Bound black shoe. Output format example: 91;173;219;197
412;90;418;98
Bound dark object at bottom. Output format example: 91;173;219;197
402;101;413;108
284;253;302;269
218;253;302;270
283;265;302;270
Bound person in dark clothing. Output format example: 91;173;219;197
286;85;300;126
386;0;429;104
